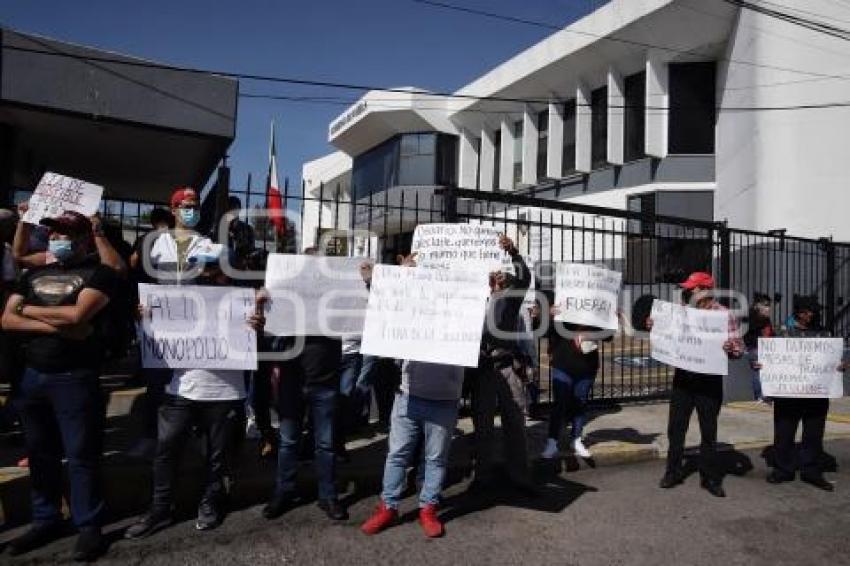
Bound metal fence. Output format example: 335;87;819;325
269;179;850;403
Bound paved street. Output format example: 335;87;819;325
4;439;850;566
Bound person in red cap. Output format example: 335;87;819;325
646;271;743;498
126;186;265;539
2;211;120;561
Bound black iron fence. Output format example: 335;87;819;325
259;180;849;403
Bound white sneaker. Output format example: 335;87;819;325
541;438;559;459
245;415;260;440
572;438;592;459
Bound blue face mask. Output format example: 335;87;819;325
179;208;200;228
49;239;75;262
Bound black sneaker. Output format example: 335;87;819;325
801;474;834;492
700;478;726;498
8;522;63;556
124;508;173;539
72;527;102;562
196;497;223;531
659;472;684;489
262;492;296;520
766;470;795;484
317;499;349;521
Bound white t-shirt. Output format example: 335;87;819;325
166;368;247;401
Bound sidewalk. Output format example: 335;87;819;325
2;390;850;531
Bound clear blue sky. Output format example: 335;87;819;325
3;0;606;199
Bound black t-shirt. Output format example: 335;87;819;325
14;257;118;371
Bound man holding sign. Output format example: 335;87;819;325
646;272;743;498
755;296;847;491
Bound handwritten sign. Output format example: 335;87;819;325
650;300;729;375
263;254;369;336
23;172;104;225
411;223;504;271
554;263;621;330
758;338;845;398
360;265;490;367
137;284;257;370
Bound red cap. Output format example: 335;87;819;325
40;211;93;239
170;187;198;208
680;271;715;290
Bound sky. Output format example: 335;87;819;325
2;0;607;199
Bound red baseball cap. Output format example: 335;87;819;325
170;187;198;208
40;211;93;239
680;271;715;290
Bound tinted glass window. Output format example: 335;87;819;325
562;100;576;176
625;71;646;162
669;62;716;154
591;86;608;169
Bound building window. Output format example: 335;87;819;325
624;71;646;162
591;86;608;169
513;119;523;188
562;100;576;176
493;129;501;189
474;136;481;189
537;110;548;181
352;133;458;199
668;62;716;154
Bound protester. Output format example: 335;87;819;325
361;252;464;538
262;247;347;522
541;314;613;460
743;293;774;403
125;187;265;538
646;272;743;498
470;234;536;494
516;300;542;418
758;296;846;490
223;196;256;269
3;211;118;561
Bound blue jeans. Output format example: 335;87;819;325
548;369;594;441
381;394;458;509
276;381;337;501
14;367;104;528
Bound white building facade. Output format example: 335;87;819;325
302;0;850;248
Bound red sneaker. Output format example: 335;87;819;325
360;501;397;535
418;504;444;538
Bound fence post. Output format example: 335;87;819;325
443;184;458;223
823;238;836;333
717;221;731;294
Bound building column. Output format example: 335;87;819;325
608;67;625;165
521;105;538;185
646;50;669;158
479;127;495;191
576;83;592;173
458;127;479;189
499;117;514;191
547;101;564;178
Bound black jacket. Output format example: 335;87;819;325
548;321;613;378
480;250;532;357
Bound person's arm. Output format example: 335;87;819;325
500;235;531;291
12;202;49;268
1;294;59;334
90;215;128;276
22;288;110;327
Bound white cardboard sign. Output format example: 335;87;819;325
411;223;504;271
360;265;490;367
554;263;622;330
650;300;729;375
23;172;104;225
138;284;258;370
263;254;370;337
758;337;845;398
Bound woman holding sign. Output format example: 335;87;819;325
541;315;612;460
756;296;847;491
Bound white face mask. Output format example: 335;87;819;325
580;341;598;354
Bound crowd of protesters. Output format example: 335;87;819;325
0;186;846;561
